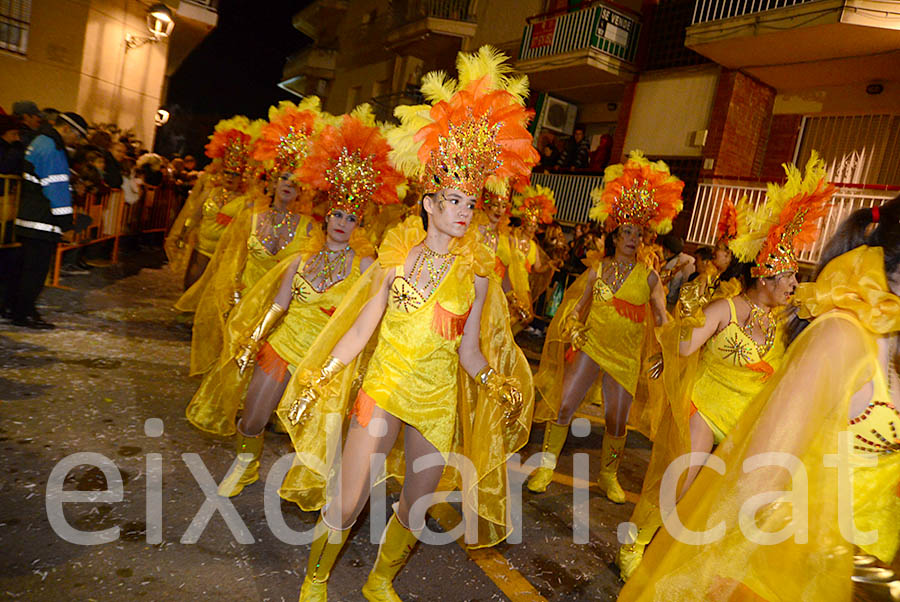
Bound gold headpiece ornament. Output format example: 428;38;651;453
252;98;333;178
205;115;264;175
512;184;557;225
388;46;539;198
296;104;403;218
590;150;684;233
729;151;835;278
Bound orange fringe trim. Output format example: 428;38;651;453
432;302;471;340
256;342;289;383
612;297;646;323
350;389;376;427
215;212;233;226
494;256;506;280
745;360;774;381
320;306;336;317
564;346;577;363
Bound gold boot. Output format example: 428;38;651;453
361;513;420;602
597;433;627;503
299;515;352;602
616;516;660;581
217;425;264;497
527;421;569;493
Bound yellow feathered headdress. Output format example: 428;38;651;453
729;151;835;277
387;46;539;198
204;115;265;175
589;150;684;233
252;97;333;177
512;184;557;225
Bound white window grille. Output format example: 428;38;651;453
795;114;900;187
0;0;31;56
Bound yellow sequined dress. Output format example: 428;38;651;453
164;172;212;274
196;187;245;257
185;230;371;437
619;245;900;602
580;261;653;396
176;201;310;376
692;297;786;443
274;216;535;547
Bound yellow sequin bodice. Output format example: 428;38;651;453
361;257;475;454
693;297;786;440
266;256;361;368
240;215;309;290
849;353;900;454
196;189;242;256
580;262;652;395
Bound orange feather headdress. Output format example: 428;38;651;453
252;98;332;178
388;46;539;198
512;184;557;225
730;151;835;278
590;150;684;234
715;196;739;247
204;116;264;175
296;105;403;218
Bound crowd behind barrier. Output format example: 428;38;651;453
0;176;181;287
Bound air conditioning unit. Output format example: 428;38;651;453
536;94;578;136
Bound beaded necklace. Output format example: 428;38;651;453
740;293;777;355
409;245;454;298
301;244;351;292
602;258;635;293
257;207;299;254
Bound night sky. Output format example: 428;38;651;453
156;0;312;160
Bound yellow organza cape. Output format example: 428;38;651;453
619;245;900;602
532;252;664;439
274;216;535;548
164;172;212;275
185;227;373;436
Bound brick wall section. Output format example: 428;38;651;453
760;114;804;179
610;80;638;163
702;69;776;177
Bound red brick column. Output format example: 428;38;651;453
610;80;638;164
702;69;775;178
760;114;804;179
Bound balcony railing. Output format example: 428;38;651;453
181;0;219;11
691;0;821;25
519;2;640;63
368;90;426;124
396;0;475;25
531;172;605;224
686;179;895;265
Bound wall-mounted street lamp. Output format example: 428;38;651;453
125;3;175;51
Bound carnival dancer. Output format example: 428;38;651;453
165;116;263;290
176;100;328;376
527;151;679;500
474;186;532;330
511;185;557;304
616;154;834;580
273;46;539;601
619;193;900;602
188;109;402;497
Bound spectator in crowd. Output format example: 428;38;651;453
137;152;164;186
556;124;591;169
589;133;613;172
4;111;88;329
42;108;60;126
659;233;695;306
0;114;24;175
183;154;198;175
120;157;142;207
89;130;123;189
13;101;43;147
688;246;715;282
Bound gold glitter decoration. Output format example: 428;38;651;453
324;147;376;216
612;179;658;227
223;133;252;174
274;126;311;175
423;110;502;196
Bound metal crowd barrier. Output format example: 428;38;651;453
0;176;181;287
